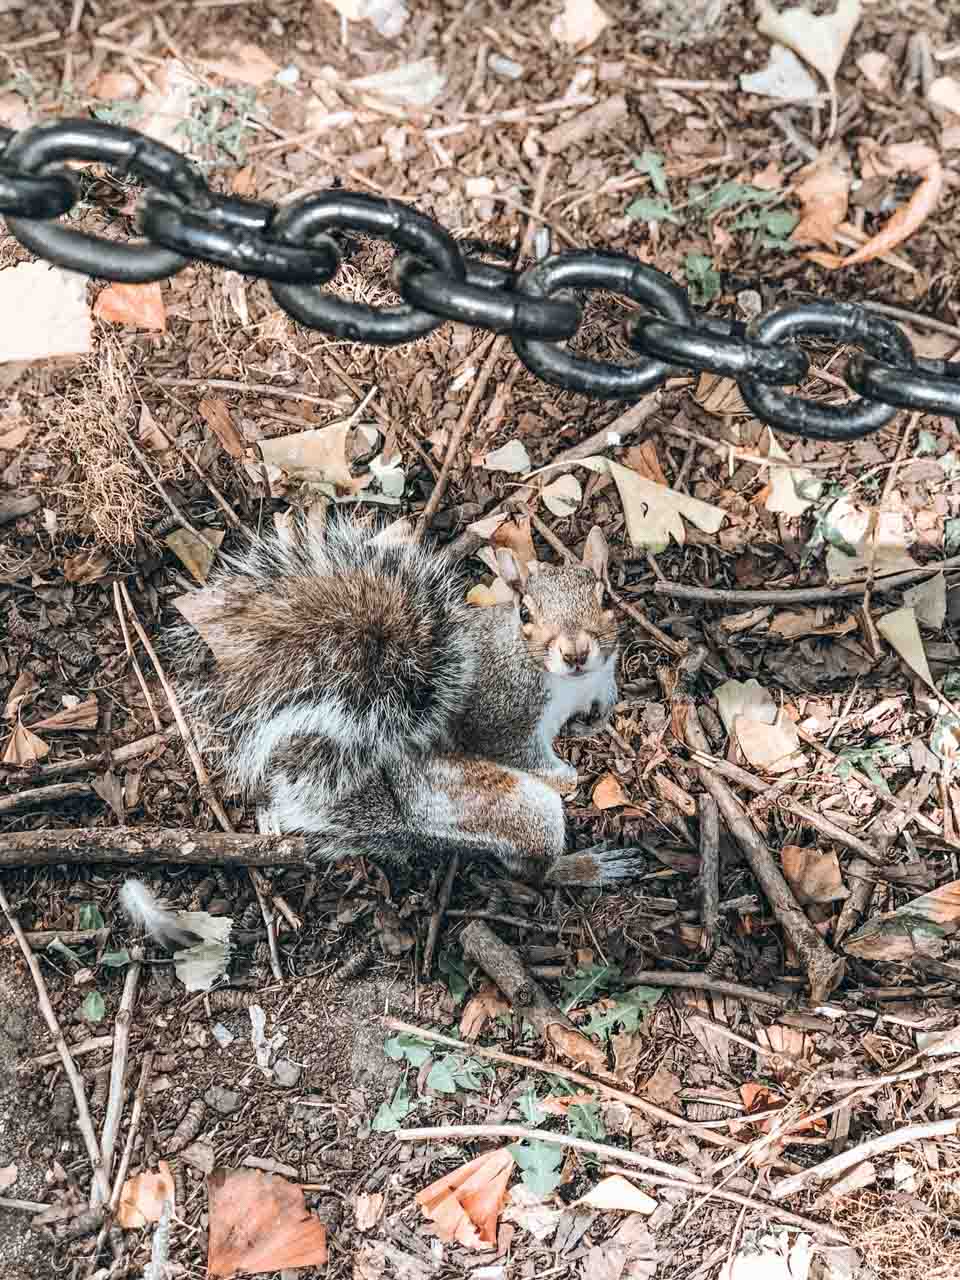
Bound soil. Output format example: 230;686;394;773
1;0;960;1278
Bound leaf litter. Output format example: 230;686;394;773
4;3;960;1279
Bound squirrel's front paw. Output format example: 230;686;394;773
566;703;613;738
538;760;578;796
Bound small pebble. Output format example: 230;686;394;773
274;1058;303;1088
489;53;523;80
204;1085;241;1115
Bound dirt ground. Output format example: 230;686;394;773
2;0;960;1278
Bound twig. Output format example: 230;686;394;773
0;827;306;869
94;948;143;1206
0;781;93;816
395;1122;700;1181
383;1017;744;1150
31;726;178;780
861;299;960;341
0;1196;51;1213
21;927;110;950
654;555;960;606
416;156;552;538
20;1034;114;1071
609;583;726;681
0;883;109;1202
698;794;720;955
154;376;340;405
246;865;283;982
603;1169;848;1244
90;1051;155;1269
684;708;845;1003
622;971;787;1009
771;1118;960;1200
422;852;460;979
446;909;568;933
115;586;282;980
125;429;223;556
460;919;607;1073
833;858;875;947
0;31;60;50
113;584;163;733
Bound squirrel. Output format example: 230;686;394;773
171;515;640;888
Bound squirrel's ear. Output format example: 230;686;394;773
582;526;609;585
496;548;528;593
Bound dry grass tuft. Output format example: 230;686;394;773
44;339;181;555
832;1187;960;1280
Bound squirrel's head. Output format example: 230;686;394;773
497;526;618;677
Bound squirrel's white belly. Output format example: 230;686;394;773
541;657;615;744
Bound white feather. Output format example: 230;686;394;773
119;879;206;951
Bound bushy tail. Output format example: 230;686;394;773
170;518;476;797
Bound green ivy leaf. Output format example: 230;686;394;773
78;904;105;930
583;986;663;1041
567;1102;605;1142
560;963;620;1008
518;1086;546;1127
633;149;668;195
438;950;469;1006
46;938;83;967
372;1085;412;1132
625;197;680;225
81;990;106;1024
508;1141;564;1197
100;949;131;968
684;253;721;306
426;1056;458;1094
384;1033;432;1068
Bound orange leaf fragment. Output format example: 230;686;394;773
807;144;943;269
199;397;245;459
592;772;627;809
790;154;849;248
30;696;99;732
460;984;511;1040
117;1160;175;1229
207;1168;328;1277
94;281;166;332
416;1146;515;1249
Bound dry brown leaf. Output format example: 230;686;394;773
354;1191;384;1232
768;609;857;639
756;0;861;95
546;1022;609;1074
207;1168;328;1276
0;262;92;364
138;402;169;452
593;772;628;809
876;606;934;687
94;281;166;332
30;696;99;731
416;1147;514;1249
231;166;257;196
466;579;515;608
0;420;29;448
3;722;49;765
205;42;279;86
808;144;943;269
844;879;960;961
734;712;806;774
0;1164;16;1190
199;397;245;459
611;1032;644;1085
622;440;668;485
929;76;960;116
4;671;38;719
551;0;610;49
781;845;848;905
541;474;583;518
641;1065;681;1108
790;153;850;248
491;515;537;570
166;528;225;586
537;1091;597;1116
575;1174;657;1215
172;587;235;659
460;984;511;1041
259;423;368;494
63;548;112;584
88;70;140;100
117;1161;174;1229
695;372;750;416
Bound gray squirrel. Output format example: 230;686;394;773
172;515;641;887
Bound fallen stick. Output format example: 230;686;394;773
94;948;143;1207
698;793;720;955
0;781;94;816
394;1121;698;1182
0;827;307;869
620;972;788;1009
603;1168;848;1245
460;919;607;1075
0;882;110;1202
29;727;178;780
771;1118;960;1200
684;707;845;1003
383;1016;744;1150
20;1034;114;1071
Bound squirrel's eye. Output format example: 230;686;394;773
518;602;532;625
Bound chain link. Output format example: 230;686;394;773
2;117;960;439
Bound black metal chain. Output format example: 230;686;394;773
3;118;960;441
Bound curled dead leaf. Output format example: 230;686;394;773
780;845;848;905
207;1167;328;1276
30;696;99;731
117;1160;174;1229
592;772;628;809
575;1174;657;1215
790;153;850;249
460;984;511;1040
199;397;245;460
93;281;166;332
416;1147;515;1249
